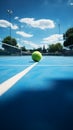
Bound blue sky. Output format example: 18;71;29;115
0;0;73;49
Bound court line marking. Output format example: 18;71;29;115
0;64;33;66
0;62;38;96
37;65;73;67
0;64;73;67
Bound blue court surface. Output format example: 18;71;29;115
0;56;73;130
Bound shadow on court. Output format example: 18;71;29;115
29;60;35;63
0;79;73;130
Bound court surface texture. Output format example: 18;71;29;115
0;56;73;130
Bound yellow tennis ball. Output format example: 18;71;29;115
32;51;42;62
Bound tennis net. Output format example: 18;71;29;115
1;42;22;55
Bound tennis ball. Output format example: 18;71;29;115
32;51;42;62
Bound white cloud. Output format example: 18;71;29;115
23;40;49;49
11;24;18;30
16;31;33;38
70;2;73;5
23;40;39;49
16;38;48;49
16;38;20;41
67;0;73;5
19;18;55;30
42;34;63;44
0;20;18;30
14;16;19;20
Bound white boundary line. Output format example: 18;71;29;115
37;65;73;67
0;62;37;96
0;64;73;67
0;64;32;66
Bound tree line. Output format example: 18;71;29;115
0;27;73;55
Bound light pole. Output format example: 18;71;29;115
7;9;13;37
58;23;60;34
19;25;23;55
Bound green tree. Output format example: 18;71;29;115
42;45;46;53
2;36;18;52
55;43;63;51
48;44;55;52
21;46;27;51
2;36;19;54
37;47;42;52
33;47;42;52
48;43;63;53
2;36;17;46
63;27;73;49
